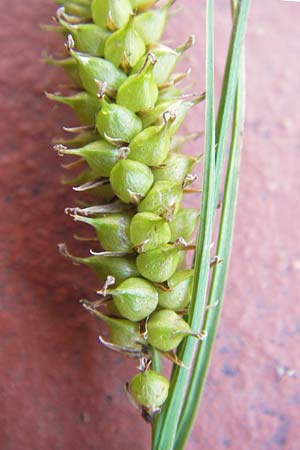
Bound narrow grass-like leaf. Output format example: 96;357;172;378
214;0;251;204
174;46;246;450
153;1;250;447
151;1;215;448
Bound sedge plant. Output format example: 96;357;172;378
44;0;251;448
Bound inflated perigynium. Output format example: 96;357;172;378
129;370;169;412
47;0;201;418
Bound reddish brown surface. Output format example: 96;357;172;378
1;1;299;449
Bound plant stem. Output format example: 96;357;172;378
151;1;215;448
174;48;246;450
152;347;162;373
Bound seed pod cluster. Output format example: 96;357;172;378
47;0;202;417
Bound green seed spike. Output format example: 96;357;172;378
45;91;101;125
91;0;132;31
131;35;195;86
134;0;176;45
55;140;123;177
152;152;197;184
138;180;183;220
116;53;158;112
169;208;199;242
129;370;169;410
104;277;158;322
146;309;199;352
57;13;111;57
48;0;206;425
72;213;133;252
58;243;139;284
136;244;180;283
110;159;154;204
70;49;127;96
157;269;194;310
104;15;145;71
43;56;83;87
129;212;171;253
128;112;174;166
96;97;142;142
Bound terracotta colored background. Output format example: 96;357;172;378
1;0;299;449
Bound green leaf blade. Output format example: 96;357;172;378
214;0;251;204
152;0;216;447
175;39;247;450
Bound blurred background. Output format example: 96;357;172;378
0;0;299;449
